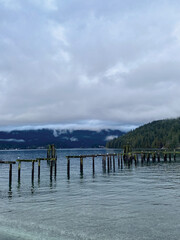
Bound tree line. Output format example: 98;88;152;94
106;118;180;149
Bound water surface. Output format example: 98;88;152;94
0;149;180;240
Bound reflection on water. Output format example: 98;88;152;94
0;149;180;240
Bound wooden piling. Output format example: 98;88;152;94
134;155;137;166
141;153;145;162
9;164;12;186
164;153;167;162
147;153;150;163
121;154;123;169
18;162;21;182
118;154;120;168
131;154;133;165
174;152;176;161
92;156;95;174
123;153;125;162
50;160;53;179
110;156;112;169
80;157;83;175
67;157;70;179
47;148;50;159
113;155;115;172
169;153;171;162
32;161;34;183
54;159;57;177
128;154;131;167
141;152;144;164
103;156;106;172
107;156;110;173
38;160;41;179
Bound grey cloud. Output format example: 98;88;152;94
0;0;180;129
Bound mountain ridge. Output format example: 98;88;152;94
106;118;180;149
0;128;124;149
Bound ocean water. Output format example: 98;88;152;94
0;149;180;240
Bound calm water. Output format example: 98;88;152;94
0;149;180;240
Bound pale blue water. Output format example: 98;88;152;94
0;149;180;240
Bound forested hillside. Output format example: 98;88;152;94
106;118;180;149
0;129;124;149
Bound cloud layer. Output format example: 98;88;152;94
0;0;180;129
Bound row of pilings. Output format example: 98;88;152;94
66;154;121;179
66;150;178;178
123;151;176;167
0;144;57;189
0;145;179;187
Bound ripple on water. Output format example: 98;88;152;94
0;150;180;240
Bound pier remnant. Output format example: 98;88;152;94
0;161;16;186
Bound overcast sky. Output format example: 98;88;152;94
0;0;180;131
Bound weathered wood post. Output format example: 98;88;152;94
110;156;112;169
107;156;110;173
121;154;123;169
18;162;21;182
128;153;131;167
50;160;53;179
131;154;133;165
164;152;167;162
38;160;41;179
131;154;134;165
174;150;176;161
9;164;12;186
143;153;146;162
123;153;126;163
32;161;34;183
102;156;105;173
169;153;171;162
118;154;120;168
54;158;57;177
147;153;150;163
141;152;144;164
136;153;139;162
67;157;70;179
103;156;106;172
92;156;95;174
134;154;137;166
80;157;83;175
113;155;115;172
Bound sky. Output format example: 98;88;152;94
0;0;180;131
